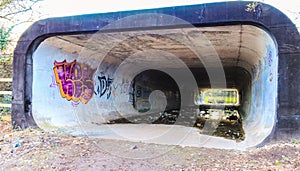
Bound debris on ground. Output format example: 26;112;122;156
1;115;300;170
107;108;245;141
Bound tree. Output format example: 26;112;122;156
0;0;42;55
0;0;41;23
0;26;12;52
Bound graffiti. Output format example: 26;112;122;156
50;75;59;88
53;60;95;104
71;101;80;107
269;72;273;82
195;5;205;21
112;80;130;95
245;2;263;20
95;73;113;99
136;85;142;98
268;50;273;67
267;45;274;82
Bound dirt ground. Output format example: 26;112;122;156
1;117;300;171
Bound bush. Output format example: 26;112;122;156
0;94;12;115
0;26;13;52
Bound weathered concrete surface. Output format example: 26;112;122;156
12;1;300;149
30;25;277;149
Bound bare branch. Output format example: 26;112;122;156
0;0;15;9
0;0;43;26
2;5;32;18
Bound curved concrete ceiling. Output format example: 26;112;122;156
33;24;277;149
43;24;272;75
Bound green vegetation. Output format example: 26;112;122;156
0;94;12;114
0;26;12;52
0;1;38;117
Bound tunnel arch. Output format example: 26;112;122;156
12;1;300;149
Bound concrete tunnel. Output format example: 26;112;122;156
12;1;300;150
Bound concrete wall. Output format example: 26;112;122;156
244;39;278;145
30;24;278;149
32;43;116;128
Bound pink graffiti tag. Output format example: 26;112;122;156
49;74;59;88
53;60;95;104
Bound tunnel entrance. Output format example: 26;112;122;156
32;24;278;149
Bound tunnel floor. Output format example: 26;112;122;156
101;108;245;141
